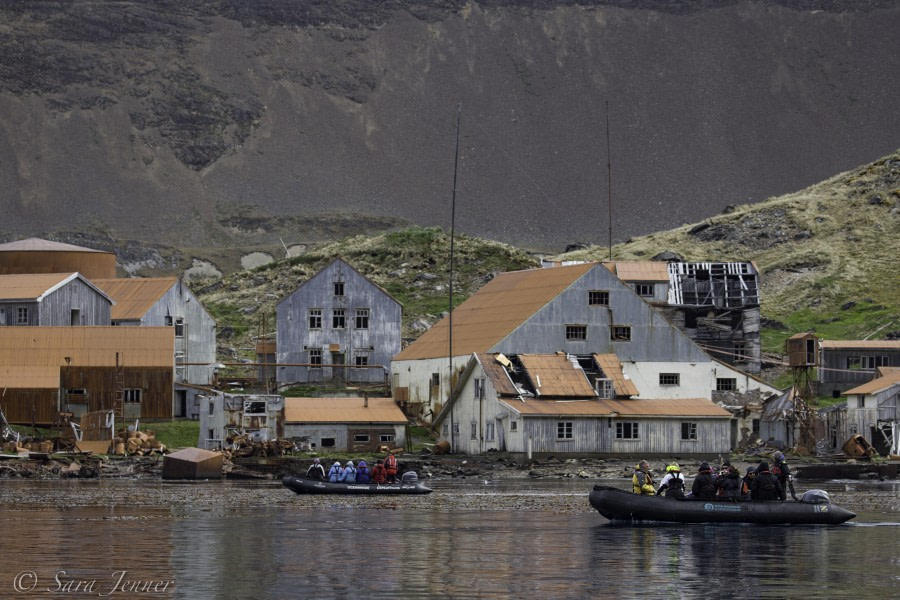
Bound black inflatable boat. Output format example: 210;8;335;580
589;485;855;525
283;472;432;495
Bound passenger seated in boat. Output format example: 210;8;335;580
690;462;718;500
750;461;785;501
328;461;343;482
306;457;326;480
740;467;757;500
371;459;387;484
716;464;742;502
340;460;357;483
632;460;655;495
356;460;371;483
656;463;685;499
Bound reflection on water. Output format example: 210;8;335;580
0;480;897;599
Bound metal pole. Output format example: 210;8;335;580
448;103;461;451
606;100;613;261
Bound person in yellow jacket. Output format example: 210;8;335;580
632;460;655;495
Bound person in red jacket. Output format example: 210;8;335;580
371;459;387;484
385;451;398;483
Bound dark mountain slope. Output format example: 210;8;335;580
0;1;898;252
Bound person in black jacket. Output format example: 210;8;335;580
691;462;718;500
305;457;326;480
716;464;742;502
772;451;792;492
750;461;786;501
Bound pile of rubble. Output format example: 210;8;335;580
221;433;293;459
116;429;167;456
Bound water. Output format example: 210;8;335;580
0;479;897;599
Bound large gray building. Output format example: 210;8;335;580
277;258;401;387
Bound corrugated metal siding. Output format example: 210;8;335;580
818;348;900;391
277;259;401;385
39;277;111;325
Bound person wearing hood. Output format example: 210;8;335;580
327;461;343;483
371;458;387;484
691;462;718;500
716;463;742;502
632;460;655;495
340;460;357;483
356;460;371;483
306;457;326;481
656;464;685;499
750;461;785;501
772;451;792;492
741;467;757;501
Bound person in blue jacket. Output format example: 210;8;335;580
327;461;343;482
356;460;371;483
340;460;357;483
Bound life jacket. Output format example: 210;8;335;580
385;455;398;471
667;474;685;491
632;470;654;494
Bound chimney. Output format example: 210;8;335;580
364;392;368;408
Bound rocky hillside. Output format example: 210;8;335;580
198;149;899;362
1;0;899;256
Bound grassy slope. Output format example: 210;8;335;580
556;149;900;355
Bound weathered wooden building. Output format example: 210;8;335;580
606;261;762;373
392;262;778;423
817;340;900;397
434;353;733;456
283;396;407;452
0;327;174;425
843;367;900;455
197;394;284;450
94;277;217;417
277;258;401;386
0;272;112;326
0;237;117;280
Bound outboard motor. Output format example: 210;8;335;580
401;471;419;484
800;489;831;504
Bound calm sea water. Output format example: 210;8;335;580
0;479;897;599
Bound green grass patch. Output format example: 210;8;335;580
761;301;896;355
141;420;200;450
206;301;252;338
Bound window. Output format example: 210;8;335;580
595;378;614;399
355;354;369;367
332;309;346;329
17;307;28;324
752;419;760;435
850;356;888;369
474;378;485;400
431;373;440;387
611;326;631;341
334;281;344;296
354;308;369;329
441;423;449;437
308;309;322;329
557;421;573;439
452;423;459;434
380;434;395;443
244;401;266;415
0;307;6;325
616;422;639;439
174;318;184;337
123;389;142;402
589;290;609;306
70;309;81;326
320;438;335;447
733;342;747;360
510;421;518;432
354;434;370;443
485;422;495;442
635;283;654;297
66;389;86;396
208;401;215;416
566;325;587;341
659;373;680;386
716;378;737;391
471;422;477;440
681;422;698;441
309;348;322;366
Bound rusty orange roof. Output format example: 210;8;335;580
593;353;640;396
0;365;60;389
844;369;900;396
821;340;900;349
0;238;110;253
499;397;731;418
518;353;596;398
603;261;670;282
0;272;86;301
0;327;174;368
477;353;519;396
394;263;596;361
93;278;177;320
284;397;407;423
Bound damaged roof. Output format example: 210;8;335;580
284;397;406;423
500;397;731;418
603;261;670;282
93;278;177;321
477;353;519;396
593;353;640;396
394;263;596;361
518;353;596;398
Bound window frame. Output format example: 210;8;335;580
333;281;345;297
616;421;640;440
17;307;29;324
659;373;680;386
588;290;610;306
354;354;369;367
354;308;370;329
354;434;370;443
557;421;574;440
309;348;323;367
681;421;698;441
123;388;142;403
308;308;322;330
565;324;587;341
634;282;654;297
716;377;737;392
332;308;346;329
611;325;632;341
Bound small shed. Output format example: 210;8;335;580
283;397;407;453
162;447;224;480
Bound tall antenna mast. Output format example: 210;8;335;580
448;103;461;449
606;100;613;261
